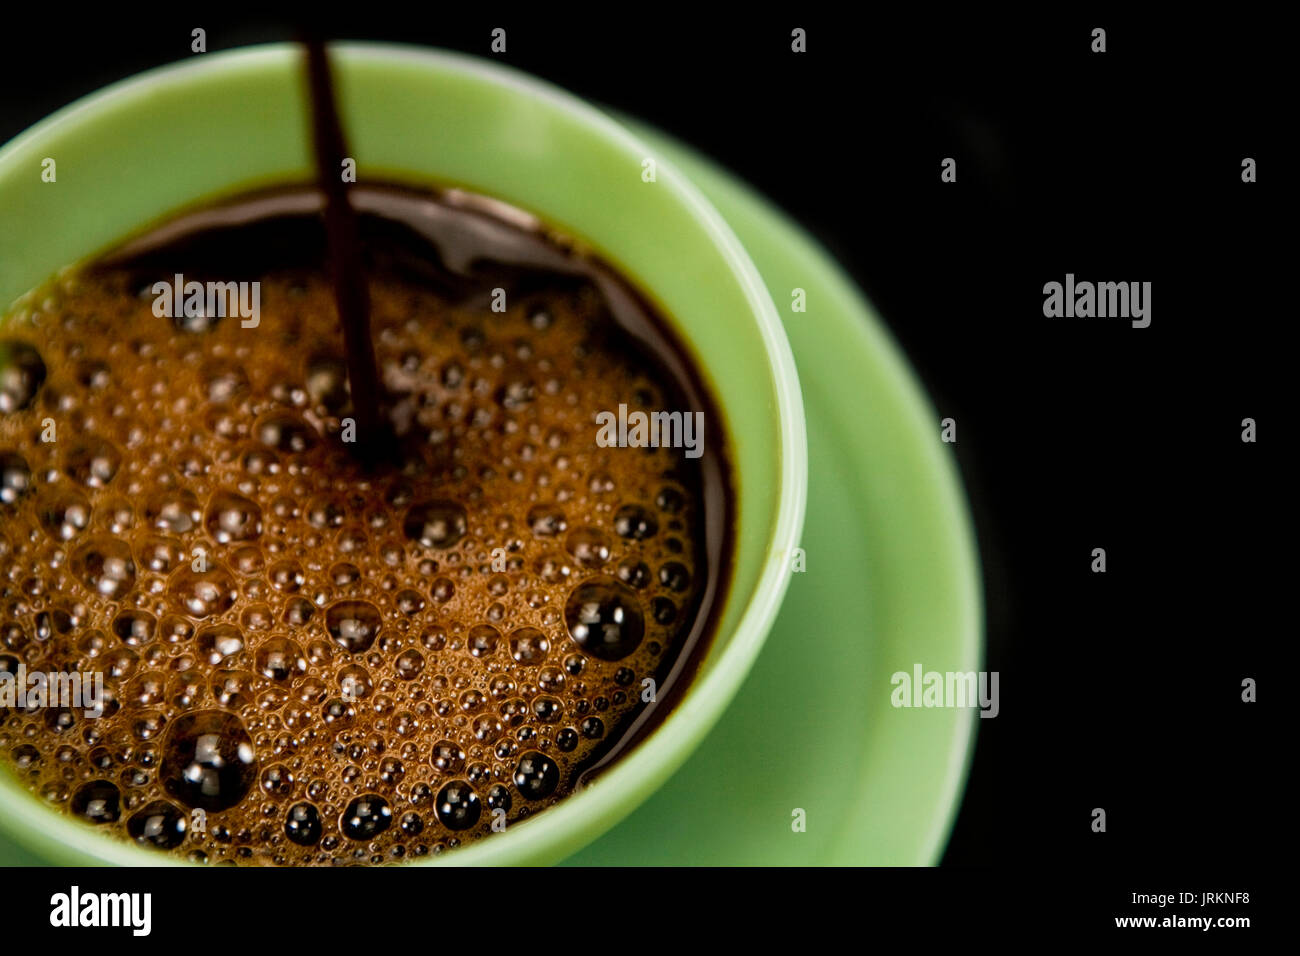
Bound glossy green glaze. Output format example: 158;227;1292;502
0;45;805;865
569;120;982;864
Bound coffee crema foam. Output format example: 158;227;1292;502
0;185;730;865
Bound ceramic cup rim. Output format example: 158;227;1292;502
0;42;808;866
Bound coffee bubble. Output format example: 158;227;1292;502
255;637;307;681
168;563;238;618
434;781;480;831
508;626;550;665
284;802;323;846
564;577;645;661
38;487;92;540
513;751;559;800
70;780;122;824
341;794;392;840
196;624;244;664
71;536;137;598
613;504;658;541
160;711;257;812
0;340;47;413
127;800;188;849
0;452;32;505
64;438;122;488
254;411;318;454
204;490;263;543
325;600;382;653
403;501;468;550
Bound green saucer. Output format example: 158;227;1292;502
562;119;983;865
0;111;981;870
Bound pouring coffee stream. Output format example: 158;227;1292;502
302;37;388;467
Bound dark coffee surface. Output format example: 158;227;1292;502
0;183;731;864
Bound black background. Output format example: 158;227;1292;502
0;9;1279;877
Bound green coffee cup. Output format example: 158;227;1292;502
0;43;807;865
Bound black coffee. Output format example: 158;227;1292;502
0;182;732;864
